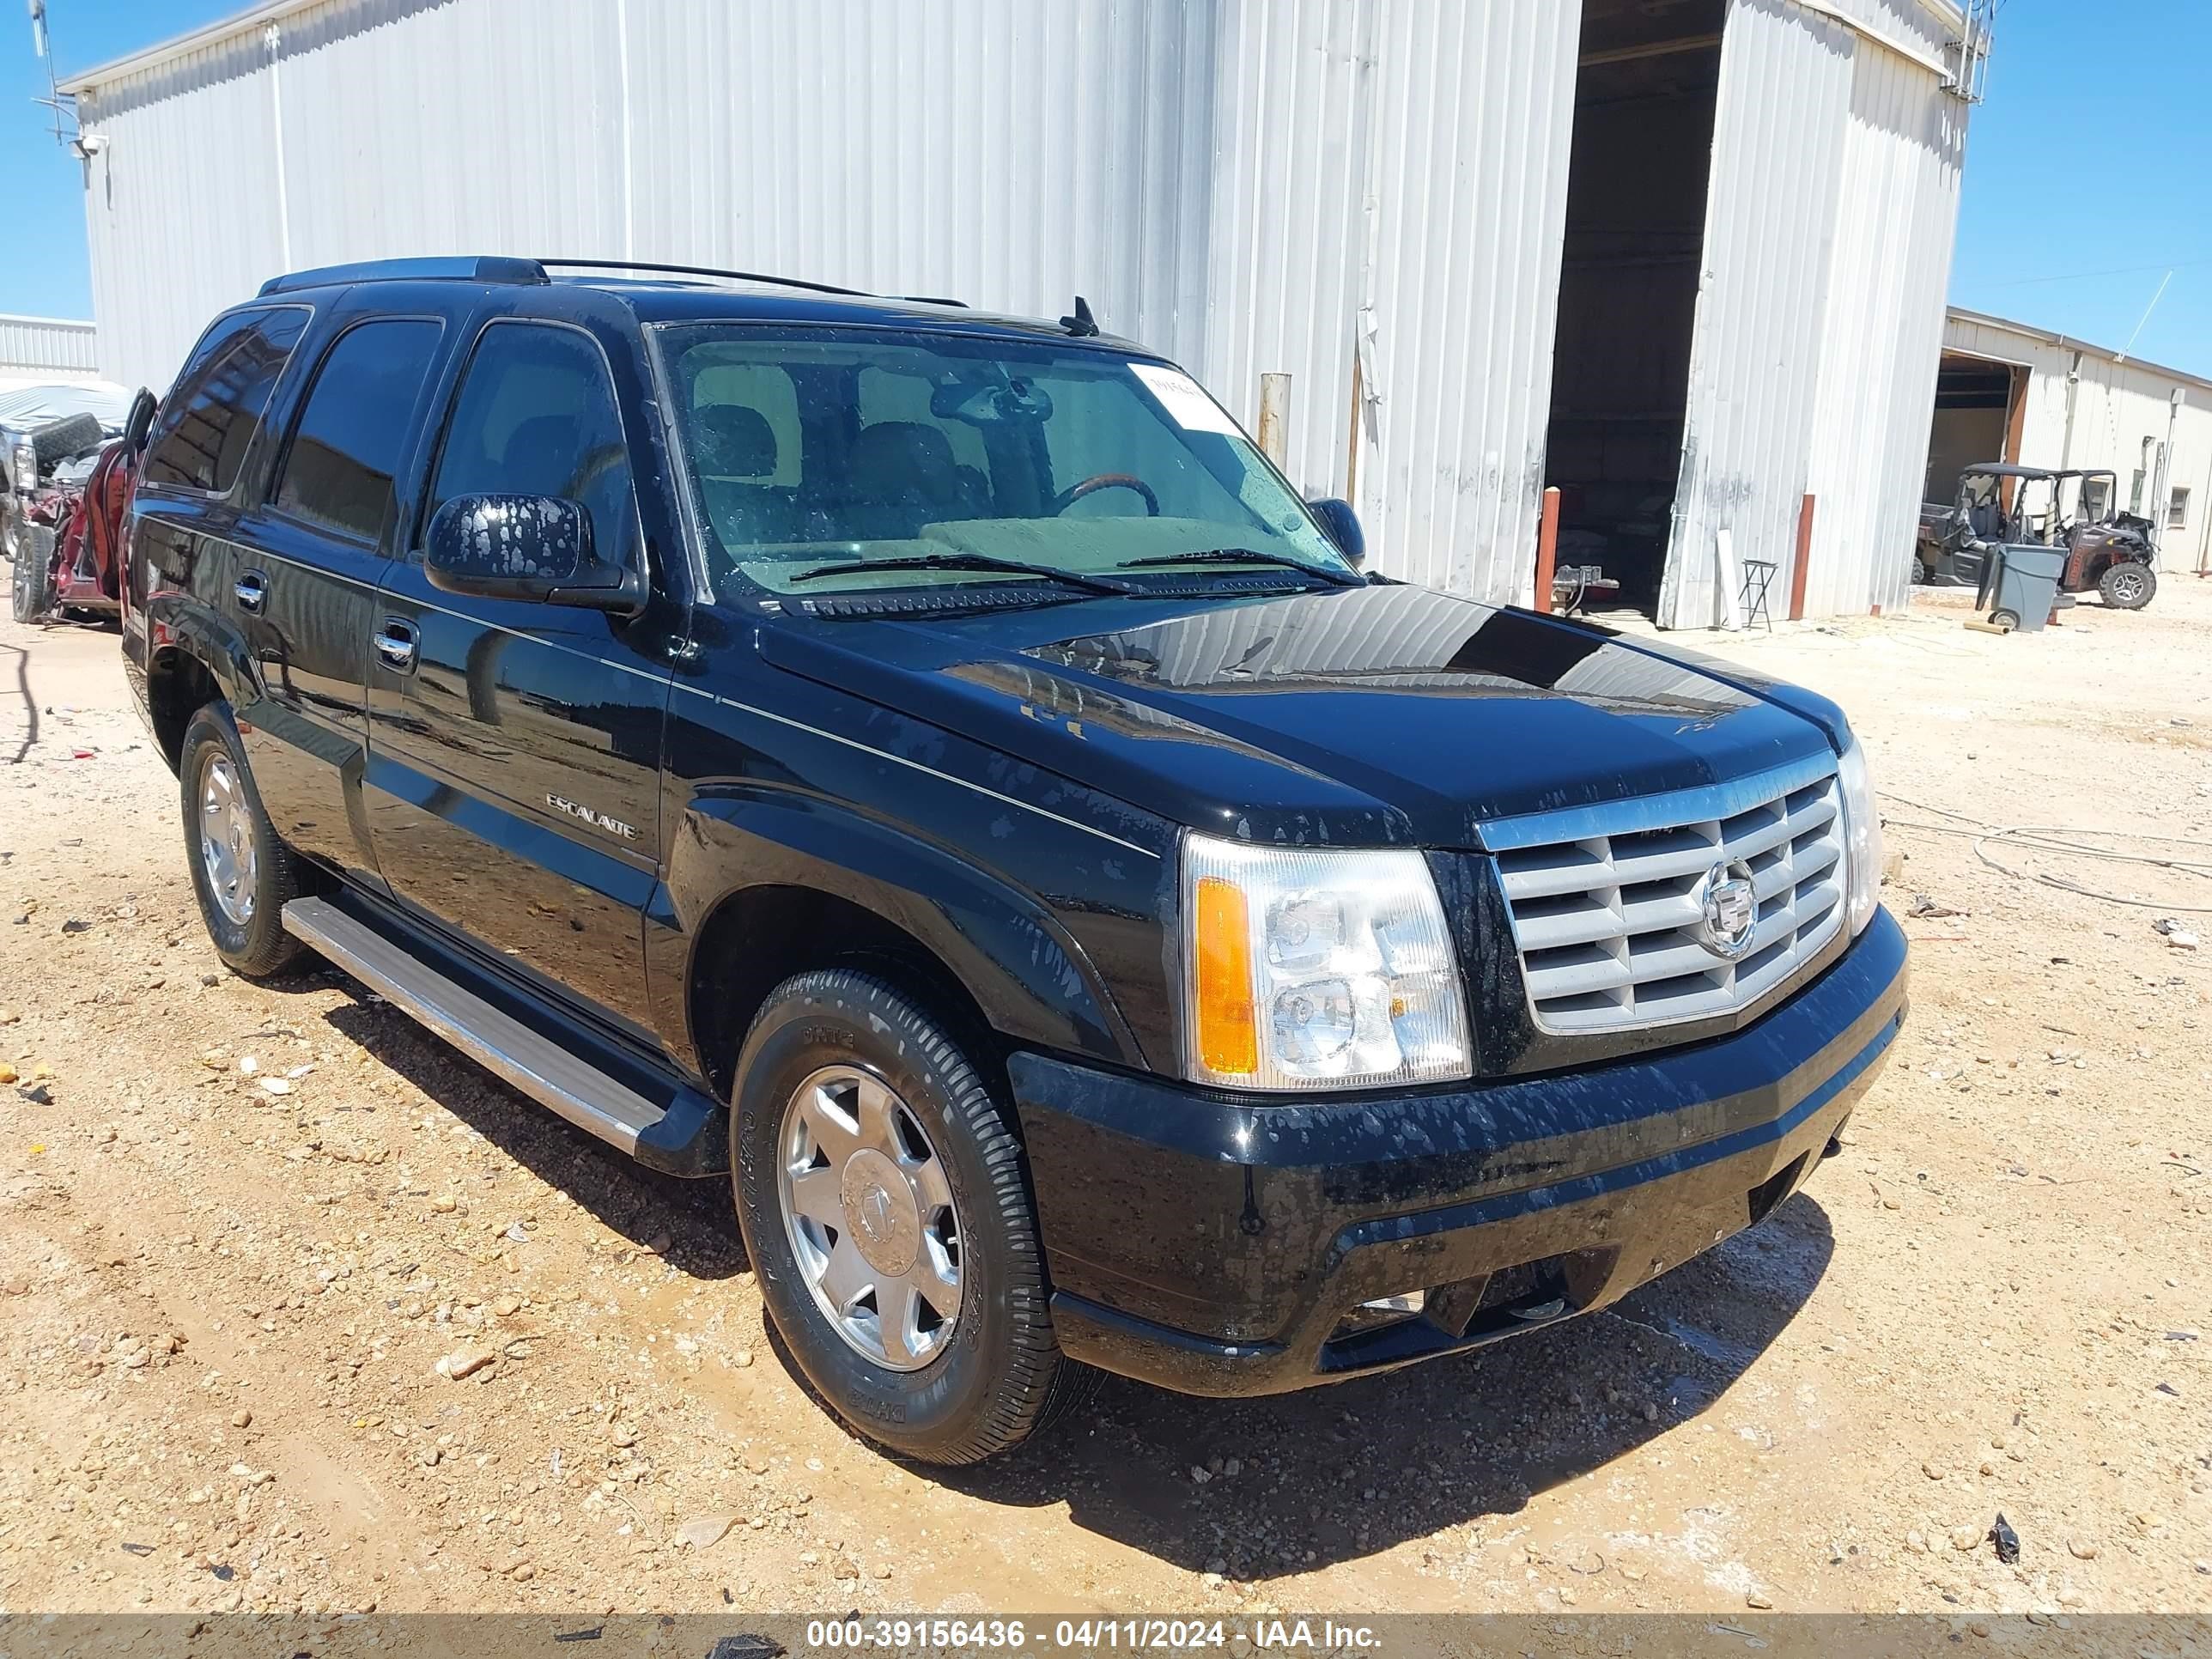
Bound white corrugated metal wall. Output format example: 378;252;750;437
1662;0;1969;626
70;0;1968;623
1195;0;1580;605
276;0;627;275
79;0;1220;394
0;314;100;377
1198;0;1374;511
1358;0;1578;605
1659;0;1854;629
72;0;1580;609
78;28;285;396
623;0;1219;374
1802;27;1967;617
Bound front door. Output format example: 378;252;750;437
365;319;672;1033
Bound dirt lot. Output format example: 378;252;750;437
1;580;2208;1626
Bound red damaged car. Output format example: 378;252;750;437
8;389;155;626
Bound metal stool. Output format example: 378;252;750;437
1740;558;1778;632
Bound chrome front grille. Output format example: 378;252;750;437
1490;758;1847;1035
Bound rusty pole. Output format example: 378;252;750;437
1533;486;1561;614
1788;493;1815;622
1255;374;1291;468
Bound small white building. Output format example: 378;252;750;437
1929;306;2211;575
0;313;102;393
61;0;1987;625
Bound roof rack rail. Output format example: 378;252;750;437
541;258;966;307
258;256;550;297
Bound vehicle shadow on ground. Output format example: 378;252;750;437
313;991;750;1285
939;1193;1837;1577
300;963;1829;1578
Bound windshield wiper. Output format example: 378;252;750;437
1114;547;1363;586
787;552;1139;596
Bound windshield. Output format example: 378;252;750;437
654;325;1352;596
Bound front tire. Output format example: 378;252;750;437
179;702;310;979
731;970;1086;1464
10;526;55;623
2098;561;2156;610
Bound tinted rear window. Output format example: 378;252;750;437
272;319;445;543
143;306;310;495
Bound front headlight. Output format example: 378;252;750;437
9;438;34;495
1180;833;1472;1091
1835;737;1884;936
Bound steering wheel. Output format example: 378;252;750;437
1049;473;1159;517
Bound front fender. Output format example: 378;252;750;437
653;788;1146;1078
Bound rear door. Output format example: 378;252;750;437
129;304;313;792
233;307;451;889
364;314;673;1032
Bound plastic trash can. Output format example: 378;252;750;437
1983;544;2066;633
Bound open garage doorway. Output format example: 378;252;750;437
1542;0;1724;618
1923;351;2023;505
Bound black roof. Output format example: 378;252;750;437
252;255;1148;352
1961;462;2057;481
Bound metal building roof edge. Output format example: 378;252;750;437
58;0;323;95
63;0;1977;98
1947;305;2212;398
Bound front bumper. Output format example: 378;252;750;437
1011;906;1907;1396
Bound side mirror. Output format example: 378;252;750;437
424;494;643;612
124;388;157;454
1307;496;1365;570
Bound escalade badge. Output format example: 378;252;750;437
546;794;637;841
1694;859;1759;961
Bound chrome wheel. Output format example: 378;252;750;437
778;1064;963;1371
198;751;258;926
2107;568;2148;605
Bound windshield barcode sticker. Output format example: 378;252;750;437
1130;364;1242;436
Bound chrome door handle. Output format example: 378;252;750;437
234;571;267;613
372;619;419;672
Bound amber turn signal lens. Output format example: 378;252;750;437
1192;875;1258;1076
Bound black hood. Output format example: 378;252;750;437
759;584;1844;848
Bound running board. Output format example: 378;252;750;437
281;896;725;1175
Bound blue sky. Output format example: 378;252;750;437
5;0;238;323
7;0;2210;375
1948;0;2212;374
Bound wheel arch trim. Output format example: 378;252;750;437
654;789;1146;1081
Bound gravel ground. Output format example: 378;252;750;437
0;580;2207;1626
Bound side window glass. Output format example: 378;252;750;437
271;319;445;543
143;307;309;494
428;323;640;572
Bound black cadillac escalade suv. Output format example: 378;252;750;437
123;257;1905;1464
